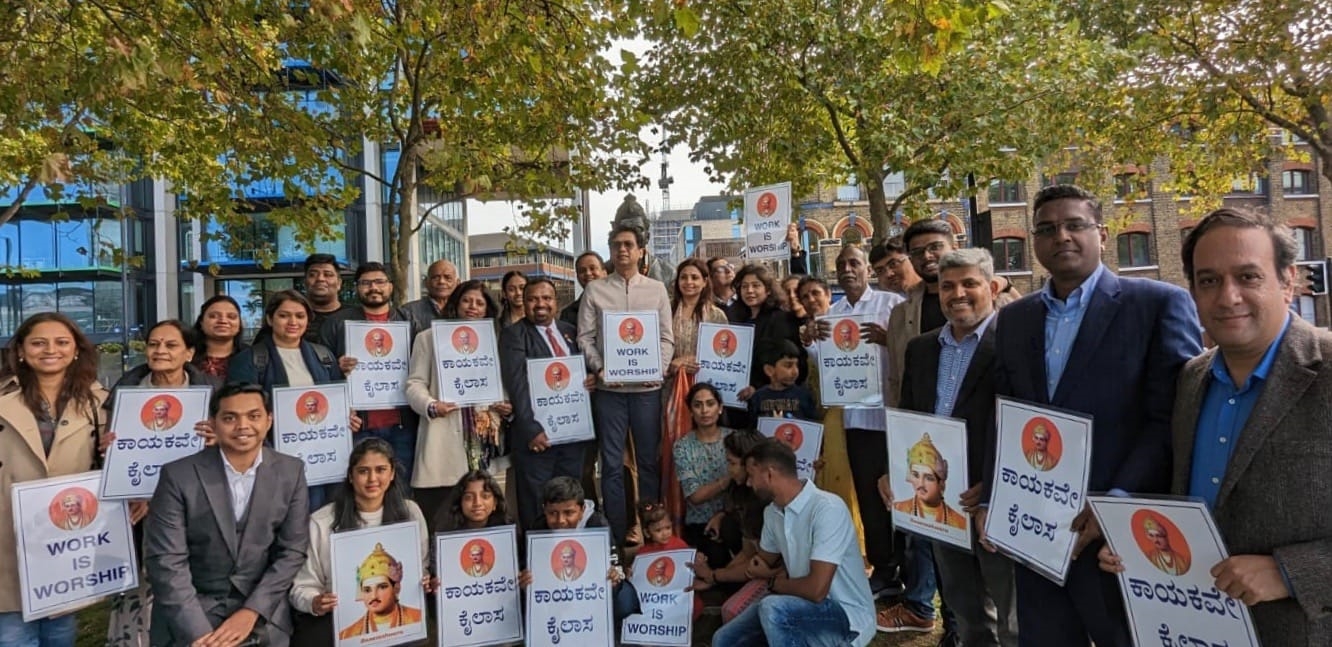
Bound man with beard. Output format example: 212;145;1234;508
399;259;458;342
302;254;357;346
801;245;904;600
880;248;1017;645
712;439;875;647
561;251;606;331
319;262;419;479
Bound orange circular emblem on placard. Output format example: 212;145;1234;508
756;192;779;218
544;361;571;391
550;539;587;582
645;556;676;588
296;391;330;426
451;326;479;354
713;330;737;358
140;395;183;432
618;318;644;344
49;487;98;531
459;539;495;578
832;319;859;351
1020;417;1063;472
364;328;394;357
773;423;804;451
1131;509;1192;577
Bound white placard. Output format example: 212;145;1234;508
432;320;504;405
526;356;595;445
982;398;1092;584
346;321;411;409
272;384;354;486
815;314;882;407
526;529;614;647
885;408;972;552
756;417;823;481
694;322;754;408
1088;497;1259;647
602;311;662;384
621;549;696;646
99;387;211;500
744;182;792;260
13;471;138;621
330;521;428;647
435;526;524;647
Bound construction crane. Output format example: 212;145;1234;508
657;128;674;211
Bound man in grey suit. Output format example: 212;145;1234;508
1101;207;1332;645
145;383;310;647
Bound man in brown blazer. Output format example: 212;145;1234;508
1100;207;1332;645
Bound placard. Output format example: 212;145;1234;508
744;182;792;260
885;408;972;552
13;471;138;621
756;417;823;481
330;521;428;647
526;529;614;647
435;526;524;647
99;386;211;500
982;398;1092;584
602;311;662;384
526;356;595;445
815;314;882;407
694;322;754;408
346;321;411;409
272;384;354;486
1088;497;1259;647
432;320;504;405
621;549;696;646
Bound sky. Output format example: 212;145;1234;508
464;38;729;259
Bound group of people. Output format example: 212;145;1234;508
0;182;1328;647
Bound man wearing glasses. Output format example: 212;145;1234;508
870;237;920;296
978;184;1201;646
708;257;738;308
318;262;421;478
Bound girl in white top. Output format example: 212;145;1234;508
289;437;433;642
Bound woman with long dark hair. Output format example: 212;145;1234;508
190;295;246;381
497;270;527;329
672;382;735;569
726;264;806;428
0;313;112;644
289;438;429;644
437;470;509;531
408;280;511;531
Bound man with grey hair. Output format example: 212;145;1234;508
878;247;1017;645
400;259;458;339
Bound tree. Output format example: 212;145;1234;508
1069;1;1331;209
634;0;1117;243
2;1;648;296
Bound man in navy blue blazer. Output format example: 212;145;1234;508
977;184;1203;647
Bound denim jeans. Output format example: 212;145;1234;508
0;612;77;647
904;535;940;620
593;390;662;544
711;594;855;647
358;423;416;482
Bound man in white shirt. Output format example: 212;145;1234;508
803;244;905;598
712;439;876;647
145;384;309;647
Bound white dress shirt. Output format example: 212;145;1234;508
807;288;904;431
222;450;264;522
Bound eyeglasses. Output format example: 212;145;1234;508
357;279;391;288
872;257;908;275
908;241;949;259
610;240;638;250
711;266;734;275
1031;220;1100;238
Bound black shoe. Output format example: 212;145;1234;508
868;574;906;600
936;629;961;647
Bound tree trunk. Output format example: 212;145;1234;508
390;154;416;308
865;168;890;247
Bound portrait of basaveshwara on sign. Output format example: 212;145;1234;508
337;542;424;642
460;538;496;578
1021;416;1063;472
1131;510;1192;577
363;327;394;358
49;487;99;532
712;328;737;358
140;395;183;432
618;317;643;345
296;390;330;426
772;422;804;451
550;539;588;582
832;318;859;351
544;361;571;392
452;325;479;354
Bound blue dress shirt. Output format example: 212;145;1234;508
935;313;996;417
1040;263;1107;400
1189;314;1290;509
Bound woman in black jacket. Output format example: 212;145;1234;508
726;264;807;428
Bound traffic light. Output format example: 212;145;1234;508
1297;260;1328;296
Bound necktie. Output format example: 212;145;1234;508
546;327;566;357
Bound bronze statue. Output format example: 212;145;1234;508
609;195;674;286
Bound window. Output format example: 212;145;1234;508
1114;174;1148;200
988;180;1022;204
1229;174;1269;195
1116;233;1153;268
882;172;906;200
1042;172;1078;187
992;238;1026;272
18;220;55;270
1293;227;1315;261
1283;170;1313;195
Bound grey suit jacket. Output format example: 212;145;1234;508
144;446;309;646
1172;316;1332;645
